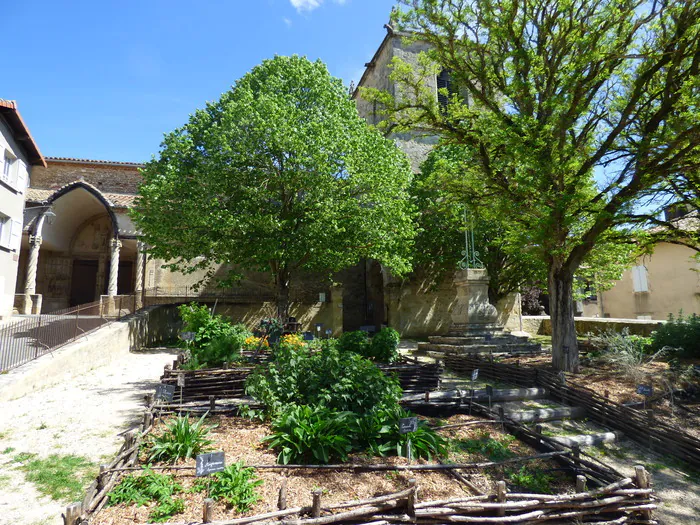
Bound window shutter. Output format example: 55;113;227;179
10;219;21;251
631;265;648;292
15;161;26;193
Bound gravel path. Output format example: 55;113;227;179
0;347;176;525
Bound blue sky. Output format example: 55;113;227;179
4;0;396;163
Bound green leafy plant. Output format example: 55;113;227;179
505;465;554;493
369;327;401;363
264;405;355;464
194;462;263;511
245;345;401;416
651;312;700;358
146;414;215;463
108;469;184;522
359;406;448;460
452;433;516;461
178;303;252;368
337;331;370;356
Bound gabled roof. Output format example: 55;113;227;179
0;99;46;167
26;187;137;208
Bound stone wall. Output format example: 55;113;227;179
30;160;142;194
522;315;663;337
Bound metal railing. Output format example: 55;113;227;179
0;286;277;373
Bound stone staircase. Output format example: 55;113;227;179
417;330;543;356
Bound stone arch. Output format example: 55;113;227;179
42;181;119;238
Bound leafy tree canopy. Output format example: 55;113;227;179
132;55;416;318
414;146;635;305
363;0;700;371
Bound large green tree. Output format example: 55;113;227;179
132;55;415;319
415;145;635;307
366;0;700;371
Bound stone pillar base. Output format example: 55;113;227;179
14;294;43;315
449;268;502;335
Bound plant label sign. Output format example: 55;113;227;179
636;384;653;397
399;417;418;434
471;369;479;381
196;451;226;477
155;384;175;402
179;331;195;342
177;373;186;388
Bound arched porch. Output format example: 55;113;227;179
15;181;144;313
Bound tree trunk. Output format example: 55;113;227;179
548;267;579;372
276;269;291;322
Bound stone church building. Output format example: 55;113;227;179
10;25;521;336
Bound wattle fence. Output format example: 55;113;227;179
0;286;273;373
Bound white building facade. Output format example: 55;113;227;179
0;100;45;319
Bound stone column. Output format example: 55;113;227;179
21;235;42;314
107;238;121;296
134;241;145;292
24;235;42;296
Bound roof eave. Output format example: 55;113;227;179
0;100;46;168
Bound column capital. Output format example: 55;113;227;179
110;238;122;250
29;235;42;246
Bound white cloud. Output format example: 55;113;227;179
289;0;348;13
290;0;322;12
283;17;293;26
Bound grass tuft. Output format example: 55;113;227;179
14;453;96;501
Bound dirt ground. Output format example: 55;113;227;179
93;413;570;524
0;347;176;525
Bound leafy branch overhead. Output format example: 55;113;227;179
362;0;700;371
132;55;416;318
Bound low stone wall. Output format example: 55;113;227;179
522;316;664;337
0;305;180;402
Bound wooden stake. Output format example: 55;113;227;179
424;391;430;402
312;489;323;518
209;395;216;412
142;410;153;431
203;498;215;523
634;466;652;521
407;478;416;519
576;475;587;493
496;481;506;517
145;393;154;406
278;479;288;510
62;502;81;525
97;464;107;491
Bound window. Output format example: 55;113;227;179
437;69;453;111
631;265;649;292
2;150;15;184
0;213;21;251
0;214;11;248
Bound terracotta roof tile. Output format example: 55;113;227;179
26;185;137;208
46;156;144;167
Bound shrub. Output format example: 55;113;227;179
108;469;184;522
337;330;370;356
358;406;448;460
194;462;263;511
505;465;554;493
264;405;355;464
146;414;215;463
651;312;700;358
452;432;516;461
369;327;401;363
591;328;664;382
246;346;401;416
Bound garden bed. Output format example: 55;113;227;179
92;413;578;524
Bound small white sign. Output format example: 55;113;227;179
471;369;479;381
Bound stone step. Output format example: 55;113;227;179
549;432;621;448
473;387;548;402
502;406;586;423
429;335;531;345
417;343;543;355
402;387;548;403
